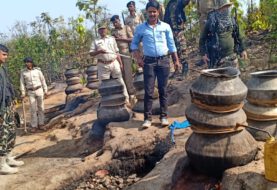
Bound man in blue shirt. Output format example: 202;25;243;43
131;1;181;128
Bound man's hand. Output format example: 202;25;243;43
137;58;144;68
240;51;248;60
44;92;49;99
173;60;182;71
98;49;107;54
202;54;210;65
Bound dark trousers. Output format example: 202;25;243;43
143;57;170;121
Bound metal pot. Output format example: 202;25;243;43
247;119;277;141
64;68;80;78
185;129;258;176
186;104;247;133
97;105;132;123
98;78;124;96
101;94;126;107
243;102;277;121
66;77;81;85
65;84;83;95
190;67;247;113
86;65;98;75
246;70;277;106
133;71;144;91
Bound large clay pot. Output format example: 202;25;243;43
97;105;132;123
101;94;126;107
185;129;258;176
247;120;277;141
65;84;83;95
64;68;80;78
98;78;124;96
246;70;277;106
186;104;247;133
243;102;277;121
190;67;247;113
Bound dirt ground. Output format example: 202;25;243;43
0;34;276;190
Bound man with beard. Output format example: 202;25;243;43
110;15;135;98
131;1;181;129
164;0;190;79
0;44;24;175
200;0;248;68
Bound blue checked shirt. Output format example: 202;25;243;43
130;20;177;57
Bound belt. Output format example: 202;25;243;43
27;86;41;91
144;55;170;61
98;59;116;64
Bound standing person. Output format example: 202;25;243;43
131;1;181;128
90;25;129;103
125;1;145;34
20;57;48;133
195;0;218;66
164;0;190;79
110;15;136;98
199;0;248;68
0;44;24;175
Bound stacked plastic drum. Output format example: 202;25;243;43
185;67;258;176
86;64;99;90
132;68;160;114
97;78;132;123
64;68;83;95
243;70;277;141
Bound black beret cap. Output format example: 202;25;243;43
110;15;120;22
127;1;135;7
23;57;34;63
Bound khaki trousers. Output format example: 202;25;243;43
97;60;129;101
27;88;45;128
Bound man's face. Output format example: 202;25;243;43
98;28;107;38
128;4;135;12
112;19;122;29
0;50;8;64
26;62;33;70
147;7;159;22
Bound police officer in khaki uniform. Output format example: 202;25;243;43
110;15;135;96
125;1;145;34
20;57;48;132
90;25;129;102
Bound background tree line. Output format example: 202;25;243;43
0;0;276;95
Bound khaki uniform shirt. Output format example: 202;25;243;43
111;25;133;53
90;36;119;62
125;12;144;34
20;67;48;96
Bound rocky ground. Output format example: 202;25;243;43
0;33;276;190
